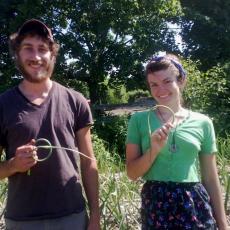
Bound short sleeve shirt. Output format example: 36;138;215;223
126;110;217;182
0;81;93;220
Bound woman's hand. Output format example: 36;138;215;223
150;123;173;153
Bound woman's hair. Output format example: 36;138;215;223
145;54;186;82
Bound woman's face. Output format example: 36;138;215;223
147;68;185;107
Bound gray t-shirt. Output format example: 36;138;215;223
0;81;93;221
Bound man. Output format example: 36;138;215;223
0;19;100;230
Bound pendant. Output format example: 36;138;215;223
170;143;178;153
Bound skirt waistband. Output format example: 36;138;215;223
145;180;201;189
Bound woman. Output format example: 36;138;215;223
125;54;228;229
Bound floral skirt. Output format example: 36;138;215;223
141;181;216;229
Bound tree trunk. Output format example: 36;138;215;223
88;80;107;104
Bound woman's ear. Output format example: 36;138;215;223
145;75;151;92
177;76;187;91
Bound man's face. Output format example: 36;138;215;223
17;35;55;83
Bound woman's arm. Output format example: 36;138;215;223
199;154;228;230
126;123;172;180
126;143;158;180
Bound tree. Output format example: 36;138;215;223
56;0;183;103
0;0;57;91
179;0;230;69
0;0;182;103
183;58;230;136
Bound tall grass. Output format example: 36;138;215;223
0;152;7;221
93;134;142;229
94;134;230;228
216;136;230;212
100;168;142;230
0;135;229;228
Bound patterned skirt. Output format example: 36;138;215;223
141;181;216;230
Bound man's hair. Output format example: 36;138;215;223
9;19;60;58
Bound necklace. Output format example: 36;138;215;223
157;108;174;124
151;105;187;153
169;109;190;153
148;105;176;152
169;127;178;153
156;107;179;153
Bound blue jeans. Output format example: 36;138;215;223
5;209;88;230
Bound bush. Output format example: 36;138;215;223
216;136;230;212
92;133;120;172
93;114;129;160
127;89;150;103
183;59;230;136
106;84;129;104
56;77;90;98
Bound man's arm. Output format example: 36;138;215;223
76;126;100;230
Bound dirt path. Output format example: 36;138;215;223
95;97;155;115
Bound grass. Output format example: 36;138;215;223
0;135;229;228
96;135;230;228
92;134;142;229
99;165;142;229
216;136;230;212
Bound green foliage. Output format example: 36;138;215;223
92;133;118;172
184;59;230;135
0;0;183;103
55;76;90;98
100;170;142;229
0;135;230;226
92;132;141;228
0;151;7;217
93;114;129;159
0;179;7;203
127;89;150;103
60;0;183;103
0;0;57;92
106;84;129;104
183;58;203;109
92;133;141;229
180;0;230;69
216;136;230;212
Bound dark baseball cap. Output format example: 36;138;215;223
17;19;54;42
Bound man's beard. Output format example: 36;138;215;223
16;57;55;83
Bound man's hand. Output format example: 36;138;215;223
10;139;38;173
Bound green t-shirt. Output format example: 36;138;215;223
126;110;217;182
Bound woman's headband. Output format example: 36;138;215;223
149;56;187;79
